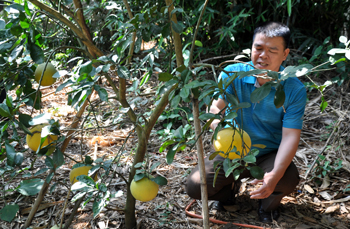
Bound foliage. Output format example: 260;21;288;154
311;154;342;186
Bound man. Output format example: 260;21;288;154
186;22;307;223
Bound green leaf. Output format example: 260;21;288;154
287;0;292;16
150;162;161;172
249;166;264;180
134;162;143;169
0;204;19;222
20;20;30;29
195;40;203;47
225;163;241;178
250;82;272;103
166;148;176;164
0;19;5;30
226;94;238;106
28;43;44;64
327;48;346;56
274;84;285;108
10;25;22;36
152;176;168;186
46;172;54;183
320;96;328;112
18;179;44;196
243;154;256;163
198;113;219;120
93;197;107;219
24;1;32;16
117;66;130;79
339;36;348;44
232;169;241;180
158;72;173;81
179;87;189;99
159;140;176;153
213;166;220;187
267;71;279;80
80;61;93;74
176;65;187;73
280;64;313;80
28;113;51;126
94;85;108;102
0;104;11;117
345;50;350;60
223;158;232;173
235;102;251;109
6;142;23;166
6;3;24;12
9;45;23;62
225;111;237;120
53;149;64;169
161;24;171;37
238;69;266;79
170;94;181;108
171;21;183;34
133;173;145;182
209;151;220;160
45;156;54;169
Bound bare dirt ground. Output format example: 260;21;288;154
1;69;350;229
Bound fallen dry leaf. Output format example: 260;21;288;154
304;184;315;194
324;204;340;214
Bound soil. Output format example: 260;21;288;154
1;62;350;229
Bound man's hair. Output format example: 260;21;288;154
253;21;290;49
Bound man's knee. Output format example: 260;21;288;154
277;162;300;195
185;168;202;199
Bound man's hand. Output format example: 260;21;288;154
250;128;301;199
249;171;280;199
208;98;226;131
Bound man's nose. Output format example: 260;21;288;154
259;50;268;58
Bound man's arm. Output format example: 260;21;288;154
250;127;301;199
208;98;226;131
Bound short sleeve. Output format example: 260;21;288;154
217;65;238;100
282;84;307;129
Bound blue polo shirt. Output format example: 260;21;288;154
218;61;307;156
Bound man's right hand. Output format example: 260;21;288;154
208;98;226;131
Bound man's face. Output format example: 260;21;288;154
251;33;290;72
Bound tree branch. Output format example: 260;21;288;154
28;0;104;57
165;0;183;67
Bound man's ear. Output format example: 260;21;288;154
283;48;290;60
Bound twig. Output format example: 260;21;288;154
199;53;239;63
322;195;350;204
59;188;71;229
188;0;210;228
62;194;86;229
303;117;343;179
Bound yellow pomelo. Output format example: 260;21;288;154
34;62;57;86
130;177;159;202
69;165;98;184
26;124;58;154
213;128;251;159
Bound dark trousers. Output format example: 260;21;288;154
185;151;300;211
